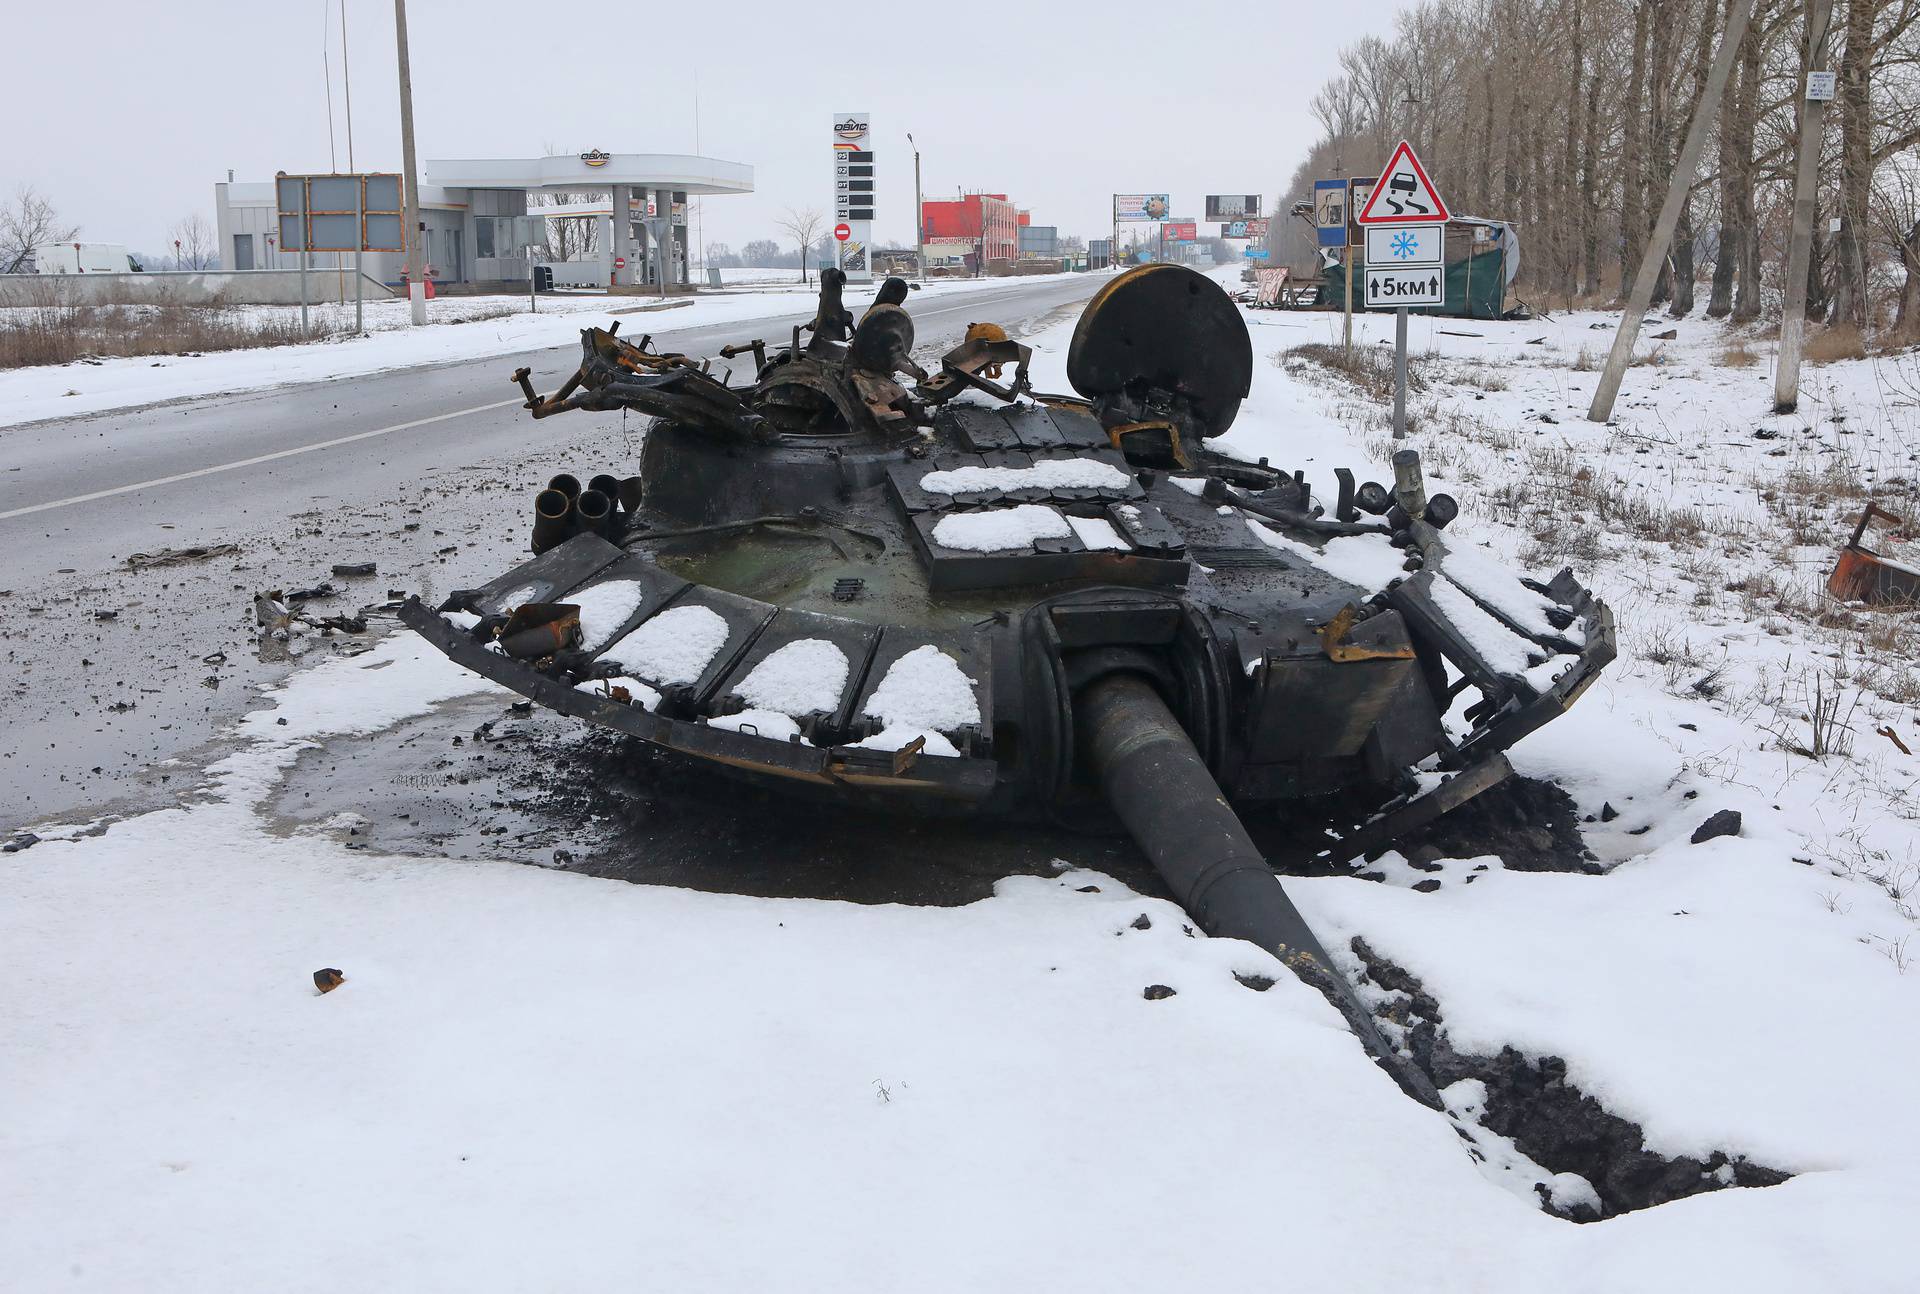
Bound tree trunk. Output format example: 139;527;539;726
1671;0;1720;317
1731;7;1765;322
1620;1;1653;300
1565;0;1587;301
1830;0;1875;330
1581;22;1602;296
1647;0;1679;305
1707;11;1740;319
1896;222;1920;337
1808;220;1830;318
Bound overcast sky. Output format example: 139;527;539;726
10;0;1412;257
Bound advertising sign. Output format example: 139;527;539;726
1220;218;1270;239
1204;194;1262;220
1161;221;1198;242
1114;193;1171;222
831;112;872;282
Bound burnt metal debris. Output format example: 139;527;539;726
1828;501;1920;605
403;264;1615;1102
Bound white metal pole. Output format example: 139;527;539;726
299;181;310;335
354;178;364;335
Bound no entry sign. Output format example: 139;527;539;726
834;222;851;242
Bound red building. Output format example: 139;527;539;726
920;192;1019;264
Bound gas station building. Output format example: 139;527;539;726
213;151;752;292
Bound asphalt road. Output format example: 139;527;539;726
0;274;1106;827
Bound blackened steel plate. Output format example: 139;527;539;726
1066;264;1254;438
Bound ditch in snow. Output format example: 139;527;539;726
1349;939;1791;1221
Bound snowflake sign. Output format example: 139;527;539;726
1390;231;1418;260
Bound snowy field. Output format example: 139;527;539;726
4;271;1916;1290
0;270;1088;430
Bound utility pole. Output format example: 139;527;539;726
393;0;426;326
1775;0;1836;414
909;132;925;282
1588;0;1754;423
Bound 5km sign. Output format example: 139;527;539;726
1366;267;1444;306
1353;139;1453;443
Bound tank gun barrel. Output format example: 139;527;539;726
1075;672;1440;1107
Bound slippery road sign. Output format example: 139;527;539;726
1366;266;1444;306
1356;141;1450;224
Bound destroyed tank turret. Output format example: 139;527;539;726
401;265;1615;1102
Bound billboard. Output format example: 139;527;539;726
1162;221;1198;242
276;173;404;253
1114;193;1171;222
1205;194;1262;220
1220;218;1269;239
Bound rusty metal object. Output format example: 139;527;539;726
1105;419;1191;470
496;603;581;659
917;333;1033;404
1828;502;1920;605
1318;603;1417;662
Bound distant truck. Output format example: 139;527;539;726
28;242;142;274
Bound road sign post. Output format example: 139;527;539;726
1354;141;1450;440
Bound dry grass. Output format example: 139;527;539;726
1719;341;1760;368
1283;342;1432;403
1804;324;1868;364
0;299;324;368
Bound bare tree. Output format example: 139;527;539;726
1;185;79;274
776;206;825;284
169;213;216;270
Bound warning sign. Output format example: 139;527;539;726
1356;141;1450;225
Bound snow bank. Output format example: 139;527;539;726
730;638;849;717
569;579;646;652
1246;516;1408;592
854;645;980;758
600;605;729;687
918;458;1131;495
931;505;1071;552
574;675;661;711
708;708;804;742
1066;515;1130;551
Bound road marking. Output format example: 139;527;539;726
0;397;524;522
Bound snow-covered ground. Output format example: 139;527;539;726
0;270;1088;430
4;271;1916;1290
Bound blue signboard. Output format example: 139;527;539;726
1313;178;1346;248
1243;248;1271;260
